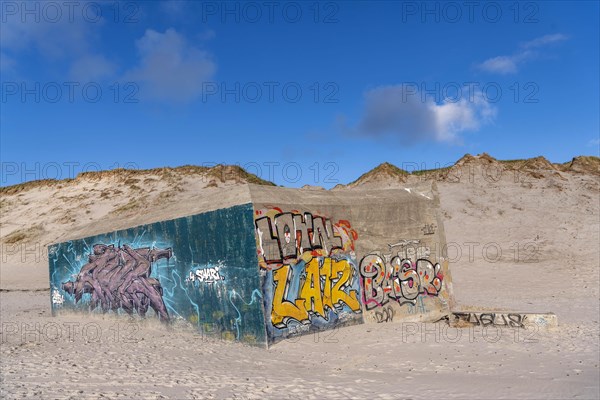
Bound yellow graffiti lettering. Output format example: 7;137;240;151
299;258;325;318
272;265;309;327
320;258;333;311
271;258;360;328
331;259;360;311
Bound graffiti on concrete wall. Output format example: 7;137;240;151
187;263;225;284
451;312;527;328
374;305;395;323
254;207;362;342
255;209;356;265
50;204;269;347
421;223;436;235
51;288;64;306
61;244;172;321
359;240;444;311
269;257;361;328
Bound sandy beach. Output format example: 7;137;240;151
1;156;598;399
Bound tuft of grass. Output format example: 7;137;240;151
205;180;219;188
2;224;45;244
113;198;140;214
411;166;452;176
347;162;409;186
4;231;27;244
0;179;64;195
0;164;275;195
124;178;140;185
206;165;276;186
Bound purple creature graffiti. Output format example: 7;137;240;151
61;244;172;321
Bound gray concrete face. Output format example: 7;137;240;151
449;312;558;330
248;183;454;340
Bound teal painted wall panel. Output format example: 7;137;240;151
49;204;266;347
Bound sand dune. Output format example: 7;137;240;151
1;154;598;399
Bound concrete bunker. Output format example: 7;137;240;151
49;183;454;347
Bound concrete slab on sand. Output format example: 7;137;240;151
449;311;558;329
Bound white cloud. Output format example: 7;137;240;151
478;55;519;74
349;85;496;144
69;54;117;82
478;33;568;74
0;2;114;81
0;4;98;61
124;28;216;102
521;34;568;49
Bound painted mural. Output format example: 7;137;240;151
254;207;363;344
61;244;172;320
358;239;450;323
49;204;268;347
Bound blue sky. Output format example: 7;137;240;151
1;0;599;188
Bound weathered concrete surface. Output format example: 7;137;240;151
248;183;454;342
449;311;558;330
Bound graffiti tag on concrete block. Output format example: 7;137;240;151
421;223;436;235
451;312;526;328
51;288;64;306
271;257;361;328
359;251;443;310
374;305;395;323
255;208;362;341
187;265;225;284
255;208;356;267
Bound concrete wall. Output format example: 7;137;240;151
248;184;454;333
253;205;363;345
48;184;455;347
344;189;453;325
49;203;268;347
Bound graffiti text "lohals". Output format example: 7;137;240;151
256;211;349;265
